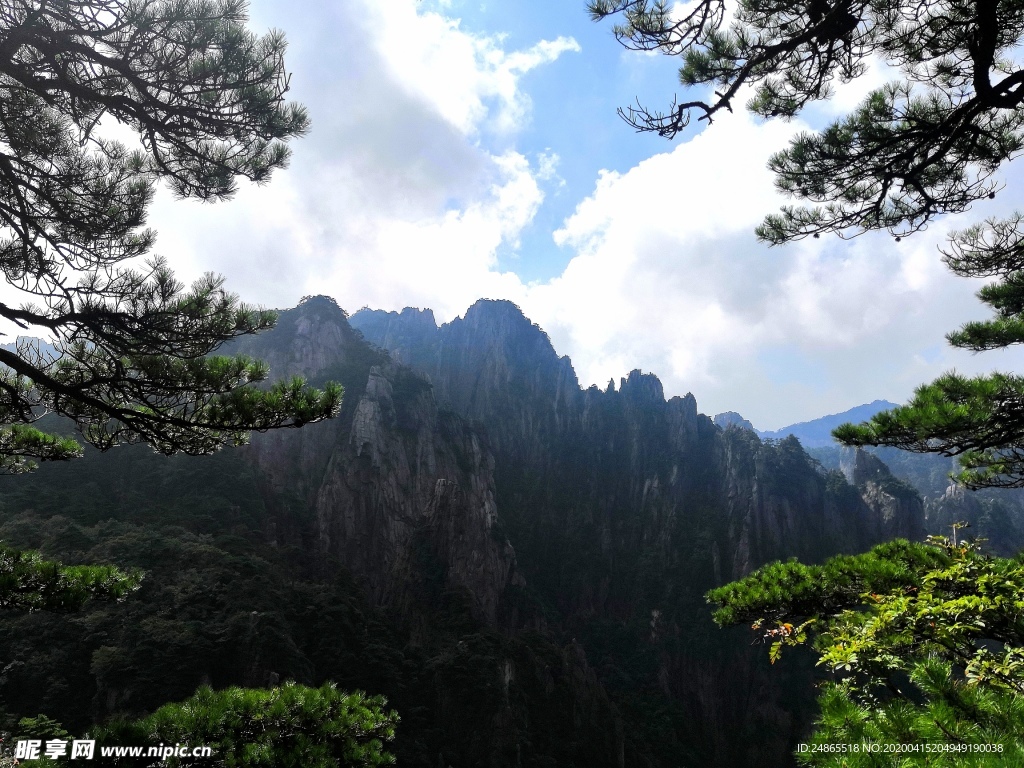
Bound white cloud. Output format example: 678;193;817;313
134;0;1024;432
144;0;574;319
370;5;580;135
518;107;1024;429
316;150;541;318
535;150;562;184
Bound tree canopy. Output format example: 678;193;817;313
5;684;398;767
93;683;399;767
707;534;1024;763
587;0;1024;241
0;0;340;471
0;541;140;612
590;0;1024;488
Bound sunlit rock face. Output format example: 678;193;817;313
840;447;926;543
712;411;756;432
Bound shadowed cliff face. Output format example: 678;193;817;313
224;297;632;766
351;301;924;587
352;301;580;460
807;444;1024;554
230;298;522;628
0;298;936;768
351;299;927;766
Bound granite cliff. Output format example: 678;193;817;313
0;296;940;768
229;299;520;628
350;298;926;765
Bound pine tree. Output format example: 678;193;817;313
92;683;399;767
5;684;398;767
589;0;1024;487
706;534;1024;763
0;542;140;612
834;216;1024;486
0;0;340;472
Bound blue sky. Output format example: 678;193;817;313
140;0;1024;430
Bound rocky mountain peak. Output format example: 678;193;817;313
713;411;756;432
453;300;561;366
346;306;438;367
352;300;583;432
840;446;892;486
839;447;926;541
397;305;437;326
228;294;364;383
618;369;665;403
669;392;699;419
461;297;529;325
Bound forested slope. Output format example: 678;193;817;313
0;296;945;767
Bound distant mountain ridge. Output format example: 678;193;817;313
714;400;900;448
712;400;1024;556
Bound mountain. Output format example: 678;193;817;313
712;411;756;432
716;399;1024;555
736;400;900;448
351;300;928;765
0;299;625;767
808;444;1024;557
0;297;935;768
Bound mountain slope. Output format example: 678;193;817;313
0;297;937;768
352;300;926;766
756;400;899;447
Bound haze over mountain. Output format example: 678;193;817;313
714;400;900;449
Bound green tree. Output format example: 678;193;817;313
0;542;139;748
7;684;398;767
0;0;340;472
94;682;398;767
589;0;1024;488
707;534;1024;764
0;541;140;611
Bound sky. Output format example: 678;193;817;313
139;0;1024;431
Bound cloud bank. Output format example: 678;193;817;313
140;0;1024;429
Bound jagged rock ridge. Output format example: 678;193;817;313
350;298;926;766
0;296;942;768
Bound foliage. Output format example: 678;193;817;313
587;0;1023;241
0;541;140;612
797;665;1024;766
708;534;1024;761
706;539;948;627
0;0;339;470
0;434;632;767
91;683;398;767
